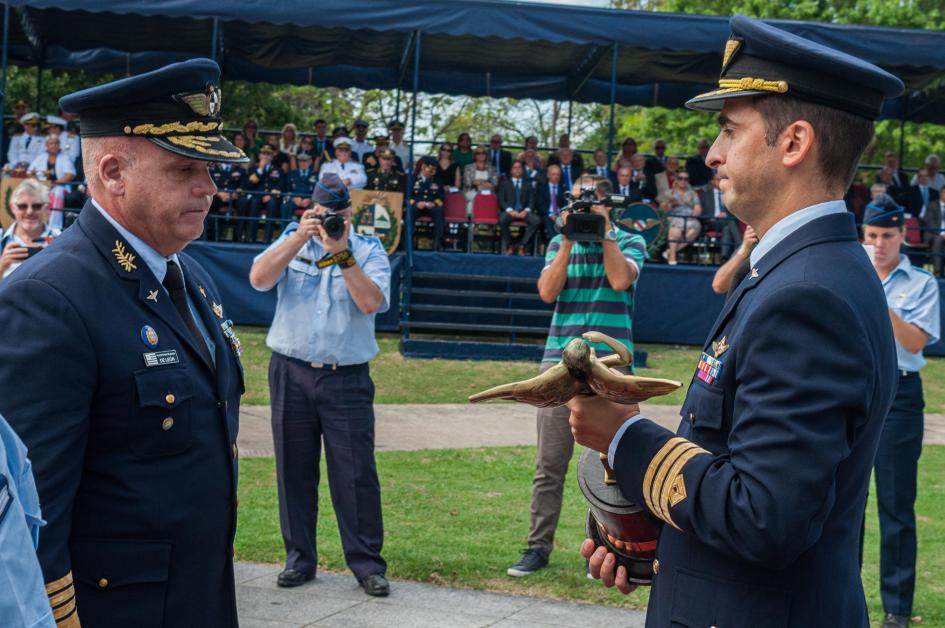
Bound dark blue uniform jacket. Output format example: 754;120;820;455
615;212;897;627
0;202;243;628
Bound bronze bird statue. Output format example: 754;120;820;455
469;331;681;407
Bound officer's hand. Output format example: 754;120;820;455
316;219;351;255
0;243;29;267
295;209;321;241
582;540;637;595
567;393;640;454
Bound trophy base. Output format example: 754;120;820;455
585;510;655;585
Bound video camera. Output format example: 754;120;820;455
560;189;635;242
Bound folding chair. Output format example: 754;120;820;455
470;193;500;253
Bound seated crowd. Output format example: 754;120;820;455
2;98;943;271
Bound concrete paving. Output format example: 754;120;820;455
235;562;645;628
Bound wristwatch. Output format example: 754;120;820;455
604;227;619;241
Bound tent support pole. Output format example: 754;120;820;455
567;100;573;136
211;17;219;61
898;116;906;166
606;43;618;168
35;61;43;110
403;30;421;340
1;2;9;155
395;86;401;122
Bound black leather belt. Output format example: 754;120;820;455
279;353;366;372
899;369;918;378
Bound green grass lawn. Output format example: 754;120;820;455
237;326;945;413
236;444;945;626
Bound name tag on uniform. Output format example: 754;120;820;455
696;352;723;385
143;350;180;367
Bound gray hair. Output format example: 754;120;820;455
82;136;139;192
11;179;49;205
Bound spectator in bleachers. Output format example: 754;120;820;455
905;167;938;219
363;135;405;173
291;134;314;170
0;179;59;280
646;138;668;173
612;136;637;171
208;157;248;241
242;145;285;243
550;147;578;191
912;154;945;190
923;187;945;277
279;123;299;158
231;132;251;169
331;125;350;142
664;155;682;187
45;115;79;164
871;182;889;200
625;154;657;201
3;97;27;145
312;118;333;162
878;151;908;204
498;159;540;255
433;143;460;190
388;120;410;168
265;132;291;172
587;148;617;185
454;132;474;170
462;144;497;211
242;118;263;159
685;138;714;187
660;169;702;265
6;113;44;169
843;174;871;223
350;120;373;162
27;135;75;230
525;135;544;168
536;164;566;243
699;172;742;260
411;156;445;250
521;149;541;182
489;134;513;178
366;148;406;193
320;137;367;190
549;133;584;175
288;152;318;218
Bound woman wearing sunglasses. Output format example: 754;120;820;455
659;170;702;265
0;179;60;279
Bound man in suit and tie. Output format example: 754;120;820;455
620;156;658;202
548;136;584;177
536;164;566;243
498;160;540;255
699;172;743;259
905;167;938;219
923;186;945;277
878;151;908;204
587;149;617;186
489;134;513;178
312;118;333;164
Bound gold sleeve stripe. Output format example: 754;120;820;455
649;443;700;524
52;595;76;620
45;571;74;595
642;437;690;514
657;445;709;530
48;583;74;607
56;605;80;628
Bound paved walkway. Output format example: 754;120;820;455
238;403;945;457
235;562;645;628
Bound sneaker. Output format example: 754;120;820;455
507;548;549;577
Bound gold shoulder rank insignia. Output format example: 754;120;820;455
146;290;159;302
712;336;729;358
212;302;223;319
112;240;137;272
668;474;687;507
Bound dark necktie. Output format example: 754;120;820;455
164;260;213;367
621;185;629;196
922;186;928;204
494;151;500;172
514;180;522;210
550;185;558;214
563;166;571;189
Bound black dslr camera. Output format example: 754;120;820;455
315;210;346;239
561;189;635;242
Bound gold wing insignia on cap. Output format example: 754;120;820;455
175;84;222;117
721;37;743;72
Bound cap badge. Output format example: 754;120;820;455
175;84;222;117
112;240;137;272
721;37;743;72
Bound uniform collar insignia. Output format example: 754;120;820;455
212;302;223;319
712;336;729;358
146;289;159;302
199;285;207;298
750;267;759;279
112;240;137;272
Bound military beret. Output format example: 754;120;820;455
313;173;351;209
59;58;248;164
296;151;313;161
863;193;905;227
19;112;39;124
333;137;353;149
387;120;404;130
419;156;438;169
687;15;904;120
376;148;394;159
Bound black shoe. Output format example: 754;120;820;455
360;573;390;597
276;568;315;588
883;614;909;628
507;547;549;577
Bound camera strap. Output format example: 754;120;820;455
316;249;356;269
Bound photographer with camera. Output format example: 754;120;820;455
507;174;648;577
249;173;392;598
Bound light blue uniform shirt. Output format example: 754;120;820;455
610;200;850;466
92;200;216;363
0;414;55;628
254;223;391;365
883;254;940;371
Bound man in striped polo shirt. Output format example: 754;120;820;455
507;175;648;577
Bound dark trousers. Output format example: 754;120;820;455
269;353;386;581
873;371;924;615
415;205;444;250
499;210;541;252
540;212;559;244
245;195;282;243
929;235;944;276
703;217;743;259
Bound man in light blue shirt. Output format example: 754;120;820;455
0;414;54;628
249;173;391;597
862;196;940;628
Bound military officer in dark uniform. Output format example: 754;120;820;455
208;160;246;241
862;196;940;628
365;148;405;193
568;17;902;627
287;151;318;219
411;156;444;251
362;135;404;173
244;144;285;243
0;59;247;628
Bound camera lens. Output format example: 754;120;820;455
322;213;346;239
